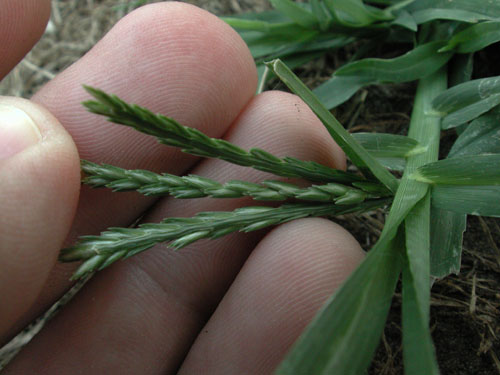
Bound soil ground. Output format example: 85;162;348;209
1;1;499;373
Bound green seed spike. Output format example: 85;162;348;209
81;160;387;203
242;219;280;232
82;86;367;184
61;200;390;280
314;182;350;196
170;231;212;250
335;190;367;205
261;180;303;195
295;188;333;201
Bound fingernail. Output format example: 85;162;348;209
0;104;42;160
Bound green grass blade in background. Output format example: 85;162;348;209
411;9;496;24
334;41;451;81
448;107;500;157
310;0;332;30
222;17;293;33
313;75;371;110
369;0;409;5
269;0;318;28
413;154;500;185
404;0;500;18
432;76;500;114
391;10;417;31
439;21;500;53
267;59;399;192
432;185;500;217
430;206;465;278
441;94;500;129
247;32;349;61
448;110;500;158
324;0;393;27
432;75;500;129
222;8;288;24
275;231;403;375
314;41;453;109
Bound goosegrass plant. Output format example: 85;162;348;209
60;1;500;373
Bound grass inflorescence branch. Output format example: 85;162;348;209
83;86;369;184
60;199;390;280
81;160;392;203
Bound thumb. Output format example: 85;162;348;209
0;97;80;337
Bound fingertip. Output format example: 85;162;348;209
36;1;258;149
223;90;347;172
0;0;51;79
250;217;365;297
179;218;364;374
0;97;80;339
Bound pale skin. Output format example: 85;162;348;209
0;1;365;373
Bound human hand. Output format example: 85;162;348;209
0;1;365;373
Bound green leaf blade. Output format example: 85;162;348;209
403;194;440;375
381;68;446;375
432;75;500;128
269;0;318;28
314;41;453;109
267;59;399;193
431;185;500;217
350;132;422;171
412;8;496;24
352;132;420;158
310;0;332;30
402;259;440;375
313;75;370;110
448;108;500;157
276;232;402;375
324;0;393;27
430;207;465;278
413;154;500;185
441;93;500;129
440;21;500;53
334;41;452;83
405;0;500;18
